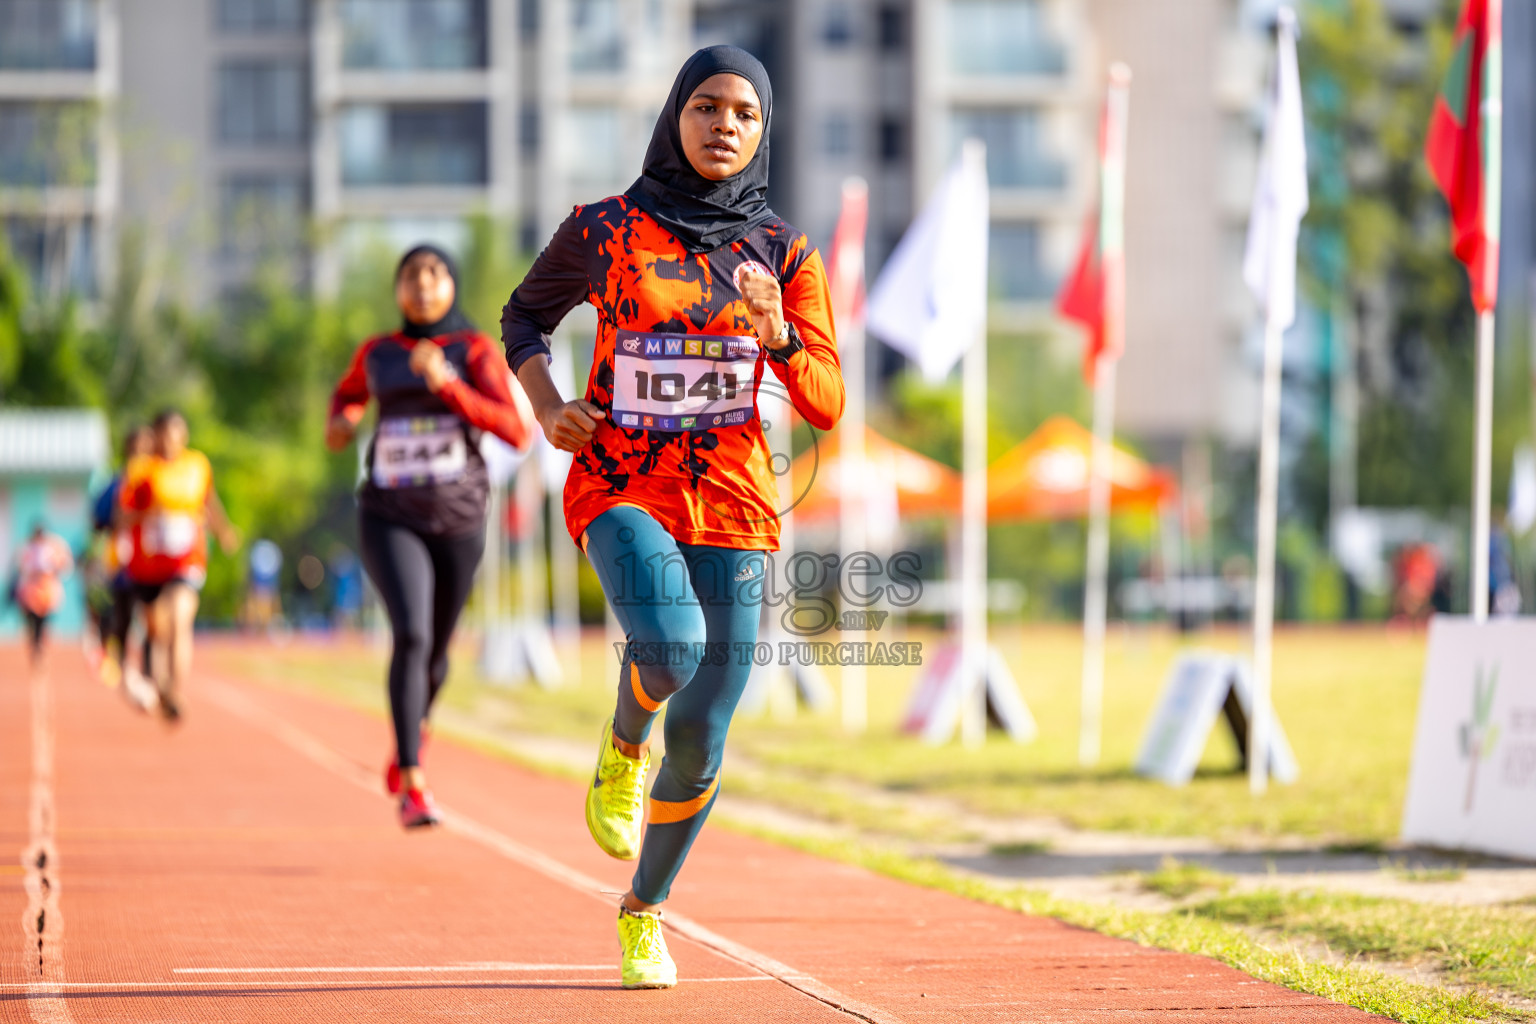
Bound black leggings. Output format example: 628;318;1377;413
25;612;46;657
358;512;484;769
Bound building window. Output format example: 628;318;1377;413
519;104;539;157
822;114;853;159
0;0;95;70
3;215;95;297
946;0;1066;77
990;222;1052;301
220;174;308;258
519;0;539;38
342;0;487;70
876;3;904;52
949;107;1064;189
218;61;308;145
822;3;854;46
217;0;308;32
0;102;96;187
562;106;624;187
340;102;488;186
571;0;623;73
877;117;903;164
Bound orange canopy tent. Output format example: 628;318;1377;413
987;415;1176;521
791;424;960;524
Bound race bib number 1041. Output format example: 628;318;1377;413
612;330;760;433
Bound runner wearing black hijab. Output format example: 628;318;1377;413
329;244;535;828
502;46;844;988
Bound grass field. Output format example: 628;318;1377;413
217;623;1428;843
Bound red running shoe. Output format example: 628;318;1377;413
398;788;441;829
384;725;430;796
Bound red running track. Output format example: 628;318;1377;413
1;642;1384;1023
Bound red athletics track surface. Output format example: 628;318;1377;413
2;642;1385;1023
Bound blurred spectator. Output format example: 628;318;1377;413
244;539;284;631
329;544;363;630
1391;543;1440;625
1491;509;1521;617
10;522;75;669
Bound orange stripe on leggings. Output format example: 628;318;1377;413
648;777;719;825
629;663;662;713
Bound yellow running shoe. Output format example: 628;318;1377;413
617;905;676;989
585;717;648;860
99;638;122;689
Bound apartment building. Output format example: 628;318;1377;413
0;0;119;298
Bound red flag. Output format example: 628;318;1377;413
828;178;868;328
1057;210;1107;381
1426;0;1502;313
1060;67;1129;384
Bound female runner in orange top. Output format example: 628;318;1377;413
120;410;239;720
502;45;843;988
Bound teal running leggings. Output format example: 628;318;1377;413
583;505;764;905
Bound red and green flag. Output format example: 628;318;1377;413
1426;0;1502;313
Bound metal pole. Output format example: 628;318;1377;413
1250;315;1286;795
959;318;989;748
1079;359;1116;765
1473;309;1496;622
840;319;868;734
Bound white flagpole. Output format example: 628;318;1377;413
1246;7;1308;794
838;178;870;734
1472;8;1502;622
1250;312;1285;794
1078;65;1130;767
959;140;989;748
1472;310;1495;622
1079;359;1116;765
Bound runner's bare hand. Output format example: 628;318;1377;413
739;269;786;349
409;341;453;392
325;415;356;452
539;399;606;452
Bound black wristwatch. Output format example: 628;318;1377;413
764;321;804;364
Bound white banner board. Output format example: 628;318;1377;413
1135;652;1298;786
1402;617;1536;860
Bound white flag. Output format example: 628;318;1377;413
1243;6;1309;330
1510;444;1536;535
867;141;990;381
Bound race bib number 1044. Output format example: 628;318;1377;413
612;330;760;433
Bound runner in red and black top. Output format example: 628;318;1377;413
329;245;535;828
502;45;843;988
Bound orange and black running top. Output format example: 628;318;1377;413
501;197;844;551
330;331;535;537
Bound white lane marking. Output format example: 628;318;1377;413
0;976;776;991
23;668;74;1024
174;963;612;975
207;681;905;1024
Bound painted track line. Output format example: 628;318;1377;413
173;963;613;975
207;680;905;1024
0;976;777;992
22;668;73;1024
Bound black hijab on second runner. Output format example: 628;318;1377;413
397;243;476;339
626;45;776;255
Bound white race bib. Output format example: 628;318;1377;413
373;415;468;489
144;514;198;557
611;331;760;433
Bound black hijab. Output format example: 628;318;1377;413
626;45;776;255
397;244;475;339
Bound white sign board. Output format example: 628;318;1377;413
901;644;1037;745
1402;617;1536;860
1135;652;1298;786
